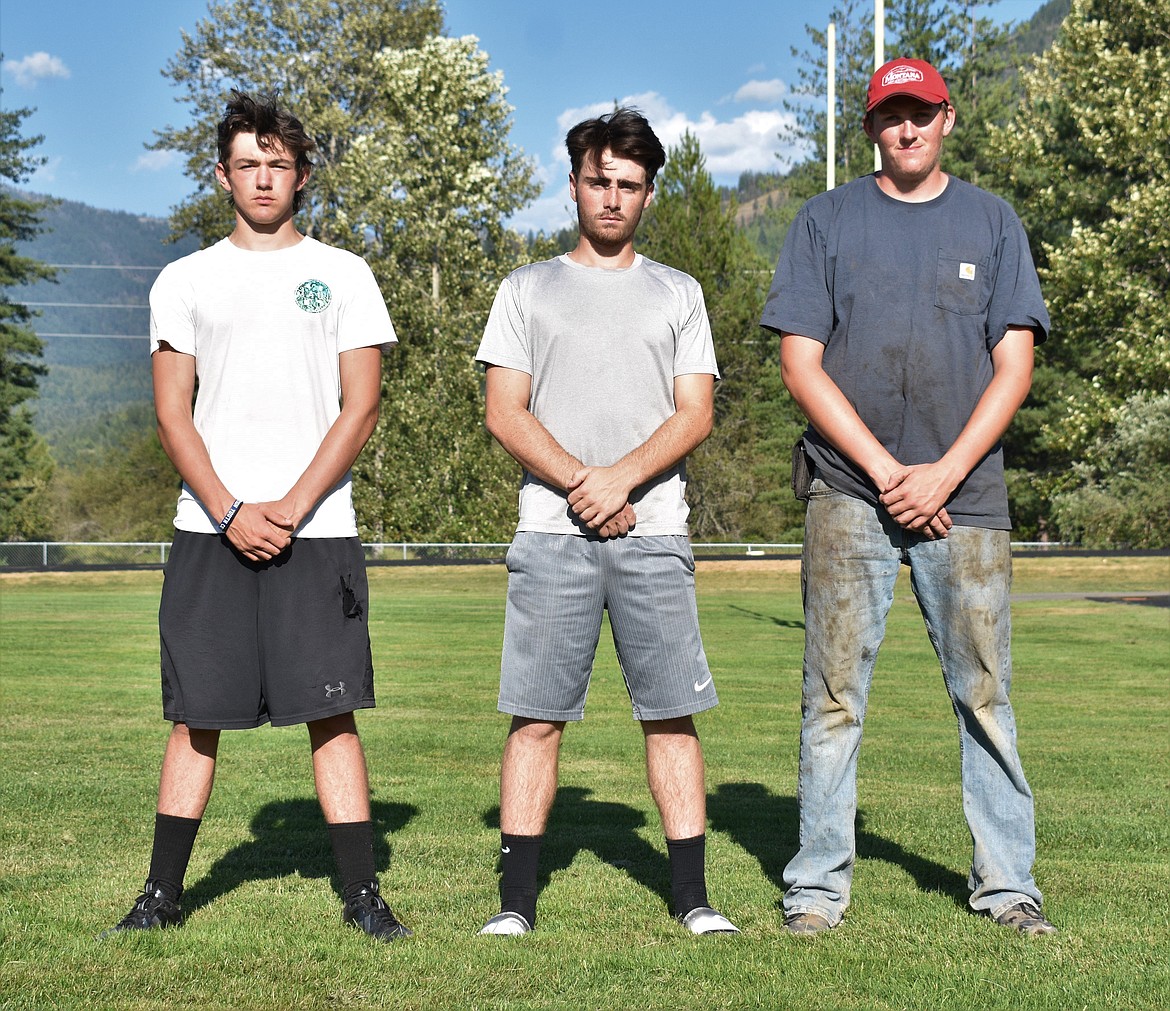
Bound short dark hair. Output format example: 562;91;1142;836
565;108;666;187
216;90;317;212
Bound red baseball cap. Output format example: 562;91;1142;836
866;58;950;112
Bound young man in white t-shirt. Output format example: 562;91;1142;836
104;91;409;941
475;109;738;937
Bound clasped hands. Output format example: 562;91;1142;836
878;461;959;540
567;465;636;539
224;499;299;561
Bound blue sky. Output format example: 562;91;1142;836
2;0;1047;233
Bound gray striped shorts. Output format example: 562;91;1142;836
498;532;718;721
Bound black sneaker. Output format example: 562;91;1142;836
991;901;1058;937
342;881;412;941
101;880;183;937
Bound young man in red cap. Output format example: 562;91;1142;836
760;58;1056;937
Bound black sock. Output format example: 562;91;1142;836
499;833;542;927
147;813;201;899
666;834;709;918
328;821;378;901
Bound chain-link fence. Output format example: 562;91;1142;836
0;540;813;570
2;540;1080;571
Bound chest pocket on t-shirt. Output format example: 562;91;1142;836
935;250;992;316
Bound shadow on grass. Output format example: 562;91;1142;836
483;785;673;913
726;604;804;630
707;781;968;910
183;798;417;915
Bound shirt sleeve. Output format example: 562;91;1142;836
673;278;720;379
148;262;197;357
759;201;834;342
986;206;1051;350
336;257;398;356
475;273;532;374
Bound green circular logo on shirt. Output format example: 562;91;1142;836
295;279;332;313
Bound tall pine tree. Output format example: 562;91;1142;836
0;97;56;539
639;133;804;539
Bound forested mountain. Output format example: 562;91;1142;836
19;198;197;360
15;197;197;458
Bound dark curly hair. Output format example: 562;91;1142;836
216;90;317;212
565;107;666;186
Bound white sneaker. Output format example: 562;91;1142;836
680;906;740;935
478;911;532;936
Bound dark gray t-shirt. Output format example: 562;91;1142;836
760;174;1050;529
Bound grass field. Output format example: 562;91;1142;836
1;556;1167;1010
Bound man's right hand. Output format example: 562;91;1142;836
596;503;637;540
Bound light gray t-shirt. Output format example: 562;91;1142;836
476;253;719;536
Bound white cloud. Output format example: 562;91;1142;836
734;79;787;104
507;189;577;237
552;91;804;180
29;155;62;185
511;91;812;233
133;150;180;173
2;51;70;88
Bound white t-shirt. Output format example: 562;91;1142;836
149;236;396;537
476;253;719;536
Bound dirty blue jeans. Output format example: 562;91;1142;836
783;479;1042;925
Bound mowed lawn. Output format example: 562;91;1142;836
0;555;1167;1010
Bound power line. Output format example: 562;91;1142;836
25;302;147;309
34;332;148;340
46;263;167;271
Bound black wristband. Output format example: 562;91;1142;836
217;499;243;534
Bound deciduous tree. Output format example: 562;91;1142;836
988;0;1170;538
153;2;539;540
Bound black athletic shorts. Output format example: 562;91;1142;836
159;531;376;729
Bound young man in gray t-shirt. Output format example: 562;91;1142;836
760;59;1055;938
474;108;737;937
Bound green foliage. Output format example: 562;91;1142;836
152;0;444;244
0;96;56;539
331;34;539;541
32;362;154;461
0;405;53;540
887;2;1020;187
17;197;199;370
639;133;804;540
153;2;539;541
782;1;1030;187
1050;392;1170;548
739;159;825;263
49;414;180;542
988;0;1170;532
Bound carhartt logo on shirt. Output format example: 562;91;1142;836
295;279;332;313
959;262;976;281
